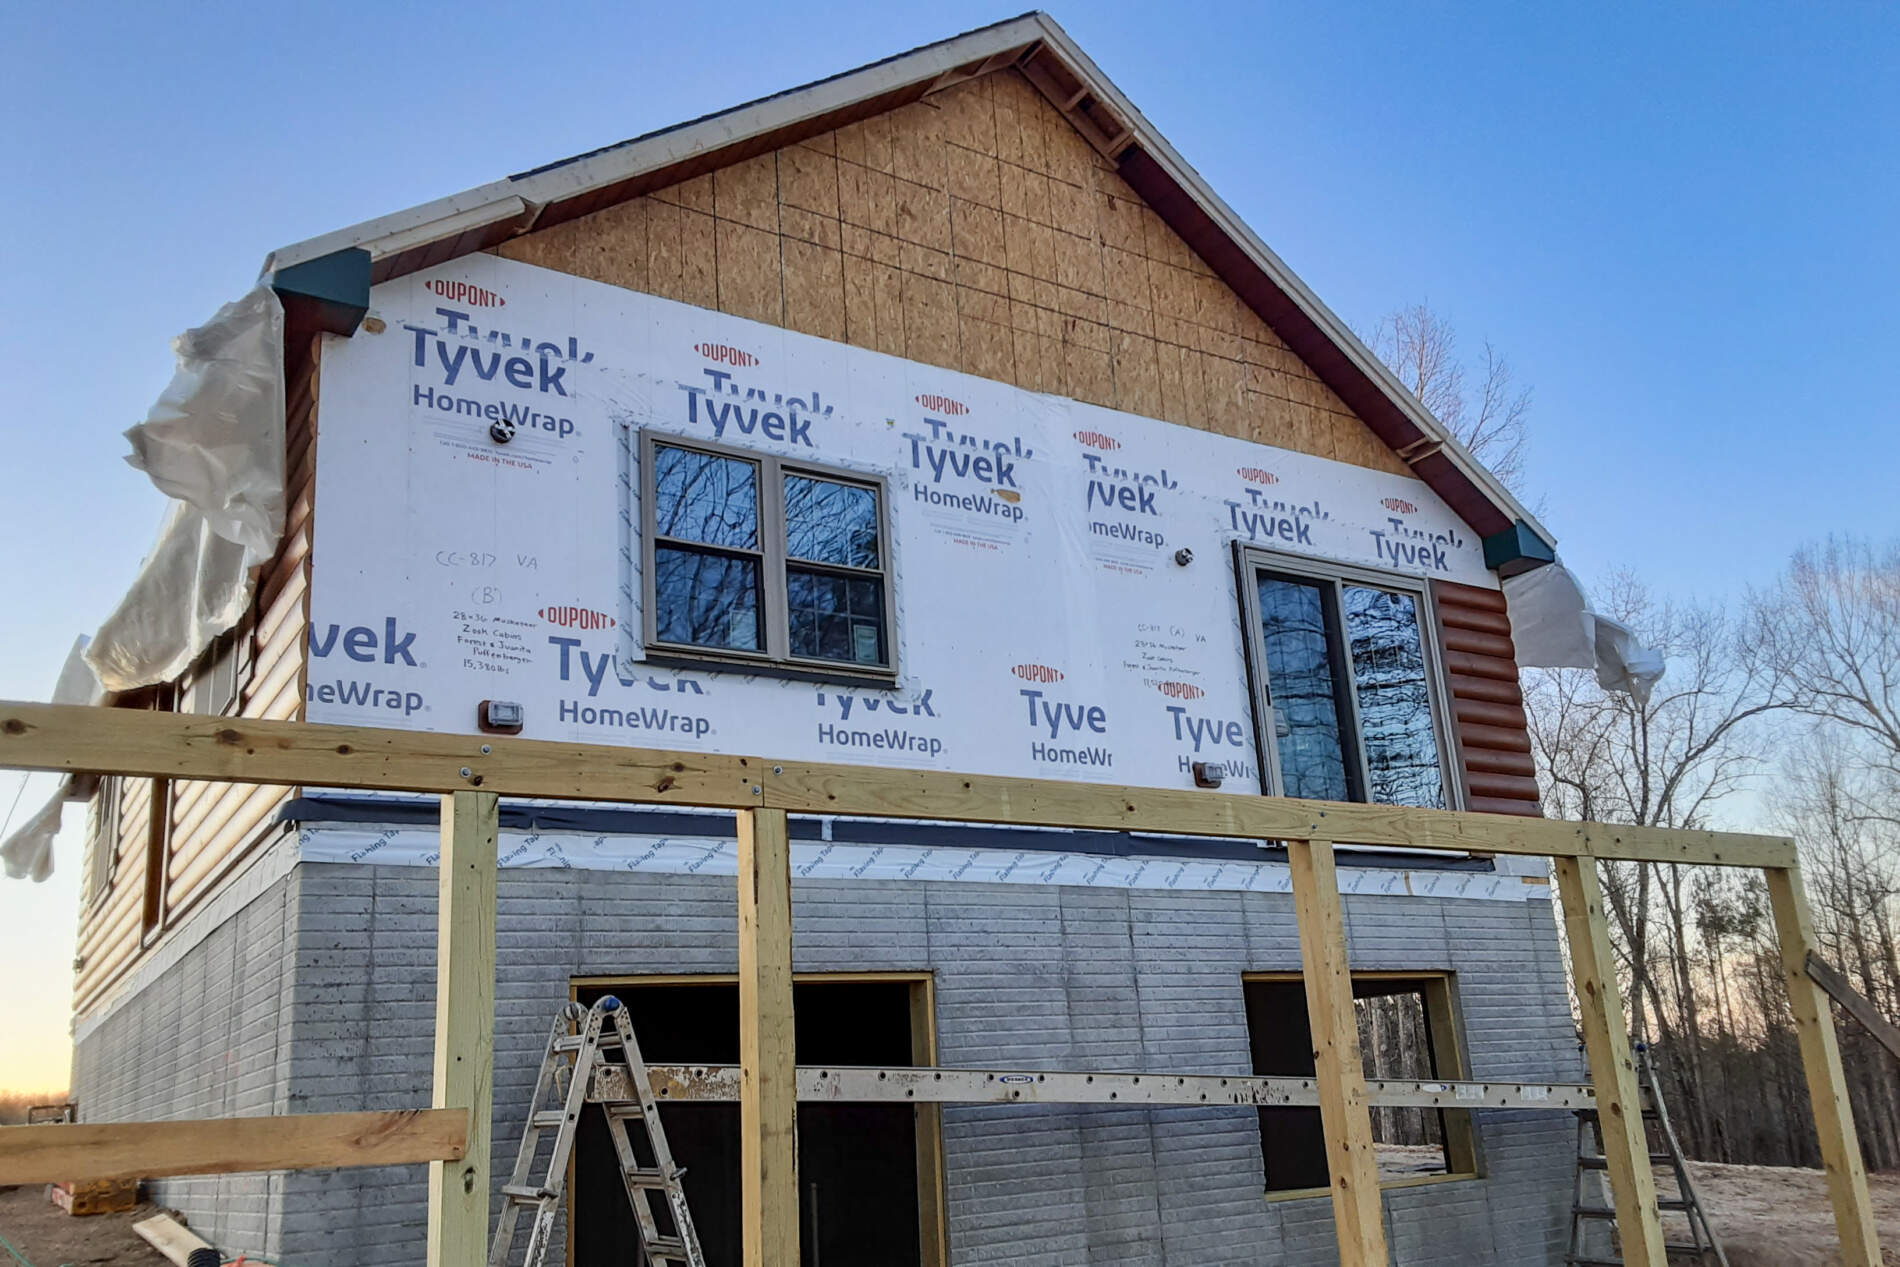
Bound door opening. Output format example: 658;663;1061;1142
572;977;933;1267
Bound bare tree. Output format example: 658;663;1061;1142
1525;575;1789;1154
1748;537;1900;805
1365;303;1533;492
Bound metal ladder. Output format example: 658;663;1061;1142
490;997;706;1267
1565;1046;1727;1266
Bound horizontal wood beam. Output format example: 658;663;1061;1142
0;702;1796;867
609;1064;1604;1111
0;700;758;809
760;759;1795;867
0;1108;468;1184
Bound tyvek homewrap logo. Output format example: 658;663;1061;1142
676;367;828;447
1081;437;1175;550
1368;497;1466;573
404;307;586;440
905;411;1031;523
305;617;425;716
1224;469;1329;546
548;637;713;738
814;686;944;758
1014;665;1113;769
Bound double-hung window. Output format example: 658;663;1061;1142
1238;550;1455;809
641;434;894;678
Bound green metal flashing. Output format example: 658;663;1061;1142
268;247;372;336
1483;519;1557;577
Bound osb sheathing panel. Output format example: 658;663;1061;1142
498;70;1407;475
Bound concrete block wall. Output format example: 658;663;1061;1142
68;865;302;1256
265;856;1582;1267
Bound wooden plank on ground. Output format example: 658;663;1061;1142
1769;868;1884;1267
1287;839;1389;1266
1555;855;1666;1267
1807;950;1900;1062
0;1109;466;1184
133;1213;212;1266
427;791;499;1267
737;807;799;1267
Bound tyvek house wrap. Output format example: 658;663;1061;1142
0;287;285;882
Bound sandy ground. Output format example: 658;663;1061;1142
1681;1161;1900;1267
0;1185;172;1265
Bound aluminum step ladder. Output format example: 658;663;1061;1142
490;997;706;1267
1565;1046;1727;1267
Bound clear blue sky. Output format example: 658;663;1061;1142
1;2;1895;1088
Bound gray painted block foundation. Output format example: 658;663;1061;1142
73;851;1582;1265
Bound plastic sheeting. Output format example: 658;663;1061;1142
1503;563;1666;703
85;285;286;692
1;639;106;883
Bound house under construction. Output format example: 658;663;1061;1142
1;13;1881;1267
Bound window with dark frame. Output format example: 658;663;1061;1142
642;434;893;677
1241;552;1453;809
1244;973;1477;1194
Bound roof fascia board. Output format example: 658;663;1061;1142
1024;16;1553;551
263;16;1048;277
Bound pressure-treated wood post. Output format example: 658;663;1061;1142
1766;864;1883;1266
1287;839;1389;1266
427;790;499;1267
1554;855;1666;1267
738;807;798;1267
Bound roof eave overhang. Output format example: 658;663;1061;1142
261;11;1554;563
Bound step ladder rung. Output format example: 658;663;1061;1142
530;1109;573;1129
604;1100;646;1119
553;1031;625;1053
623;1166;674;1189
1576;1153;1677;1169
503;1183;555;1202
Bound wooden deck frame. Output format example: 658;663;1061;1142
0;700;1880;1267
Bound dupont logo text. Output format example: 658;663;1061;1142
916;393;968;416
540;606;616;630
1154;681;1206;700
1237;467;1279;485
696;343;758;368
1382;497;1419;515
425;279;504;308
1012;663;1064;684
1073;430;1121;451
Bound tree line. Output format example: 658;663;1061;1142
1368;304;1898;1169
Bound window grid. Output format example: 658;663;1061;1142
639;432;896;680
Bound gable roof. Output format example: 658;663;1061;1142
262;12;1553;562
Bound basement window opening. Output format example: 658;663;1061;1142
639;432;894;679
1244;972;1478;1196
572;975;941;1267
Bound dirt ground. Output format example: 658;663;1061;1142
1683;1161;1900;1267
5;1163;1900;1263
0;1185;175;1265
